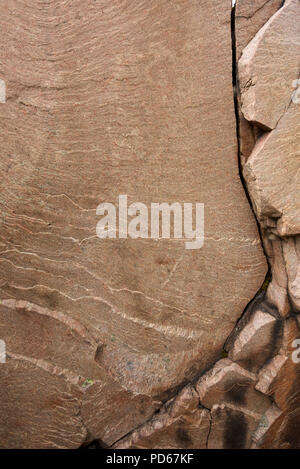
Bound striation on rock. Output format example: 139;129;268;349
0;0;267;448
196;359;270;414
114;385;210;449
239;0;300;130
0;0;299;450
238;0;300;448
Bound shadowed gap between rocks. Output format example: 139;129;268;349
80;3;274;450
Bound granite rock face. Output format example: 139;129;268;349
0;0;299;449
237;0;300;449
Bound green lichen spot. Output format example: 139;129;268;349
82;379;94;389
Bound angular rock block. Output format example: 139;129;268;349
239;0;300;130
235;0;283;60
251;404;282;449
235;0;283;163
207;403;262;449
256;354;288;396
258;319;300;449
114;385;210;449
227;309;281;371
196;359;270;414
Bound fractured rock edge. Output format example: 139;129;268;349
0;0;269;449
0;1;297;449
237;0;300;449
112;0;300;449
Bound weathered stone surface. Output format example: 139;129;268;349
227;308;281;371
240;0;300;240
256;354;288;395
251;404;282;448
81;381;160;446
243;103;300;237
239;0;300;130
114;385;210;449
237;0;300;449
1;0;298;450
0;354;87;449
258;319;300;448
0;0;267;448
0;299;103;379
282;236;300;311
235;0;283;60
0;299;160;447
235;0;283;162
196;359;270;414
207;403;262;449
264;237;290;316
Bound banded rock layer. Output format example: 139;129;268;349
0;0;299;449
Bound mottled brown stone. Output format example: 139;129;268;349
259;319;300;448
0;354;87;449
227;307;281;371
0;0;266;448
196;359;270;414
239;0;300;130
235;0;283;60
207;403;262;449
114;385;210;449
235;0;283;163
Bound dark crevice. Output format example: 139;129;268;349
80;439;108;450
205;411;213;449
107;7;276;448
228;2;272;339
80;5;280;450
231;3;267;259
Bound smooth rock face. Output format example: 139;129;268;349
1;0;299;450
0;0;267;448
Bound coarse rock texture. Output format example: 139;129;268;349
234;0;283;163
227;308;282;371
207;403;262;449
0;354;87;449
196;359;270;415
239;0;300;131
251;403;282;448
256;319;300;448
235;0;283;60
237;0;300;449
243;104;300;237
0;0;299;450
114;385;211;449
0;0;268;449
